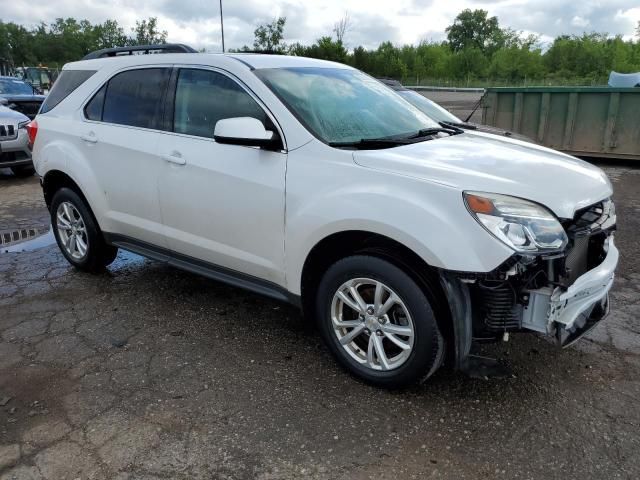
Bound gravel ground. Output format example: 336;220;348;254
0;162;639;480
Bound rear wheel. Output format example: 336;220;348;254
51;188;118;272
11;165;35;177
316;255;444;388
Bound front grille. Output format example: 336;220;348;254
0;124;17;140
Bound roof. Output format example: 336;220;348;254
63;53;352;72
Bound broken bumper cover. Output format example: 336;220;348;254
522;236;618;345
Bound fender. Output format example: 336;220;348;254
35;127;109;231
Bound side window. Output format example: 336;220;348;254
101;68;170;129
84;84;106;121
173;69;267;138
40;70;96;114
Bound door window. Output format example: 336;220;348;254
173;69;267;138
95;68;171;129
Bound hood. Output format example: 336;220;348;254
470;123;533;143
353;131;612;219
0;105;29;123
0;94;46;102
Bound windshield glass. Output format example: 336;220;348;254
256;67;440;144
0;79;34;95
397;90;461;124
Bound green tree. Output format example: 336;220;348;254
253;17;287;52
130;17;167;45
304;36;348;62
445;9;502;55
448;47;489;80
94;20;128;50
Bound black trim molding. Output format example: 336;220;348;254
104;233;301;307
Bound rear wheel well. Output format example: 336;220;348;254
42;171;89;210
300;231;453;352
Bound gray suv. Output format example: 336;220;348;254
0;104;34;177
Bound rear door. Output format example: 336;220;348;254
156;67;287;285
80;67;171;247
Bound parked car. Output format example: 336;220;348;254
0;76;47;119
30;51;617;387
378;78;532;142
0;104;34;176
14;66;55;93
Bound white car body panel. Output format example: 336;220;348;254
156;131;287;285
284;139;515;295
353;131;612;219
32;52;615;317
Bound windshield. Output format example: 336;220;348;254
256;67;440;144
397;90;462;124
0;79;34;95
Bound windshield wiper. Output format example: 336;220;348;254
407;122;464;140
441;120;477;130
328;137;412;150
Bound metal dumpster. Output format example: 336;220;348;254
482;87;640;161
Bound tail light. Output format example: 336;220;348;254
25;120;38;149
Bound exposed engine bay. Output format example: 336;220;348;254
465;198;617;347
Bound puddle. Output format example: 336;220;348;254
1;226;56;253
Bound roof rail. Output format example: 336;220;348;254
82;44;197;60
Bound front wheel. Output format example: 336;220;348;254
50;188;118;272
316;255;444;388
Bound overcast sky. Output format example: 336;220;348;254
3;0;640;51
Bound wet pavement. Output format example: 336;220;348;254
0;164;639;480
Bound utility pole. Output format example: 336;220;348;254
219;0;225;52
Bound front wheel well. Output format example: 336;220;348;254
300;231;453;350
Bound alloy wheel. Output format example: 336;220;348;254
330;278;415;371
56;201;89;260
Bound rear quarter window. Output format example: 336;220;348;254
40;70;96;114
99;68;171;130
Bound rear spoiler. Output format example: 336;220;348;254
82;44;197;60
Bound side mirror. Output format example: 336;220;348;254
214;117;277;148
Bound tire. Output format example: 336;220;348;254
316;255;444;388
11;165;35;177
50;187;118;272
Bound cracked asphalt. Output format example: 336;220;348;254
0;163;639;480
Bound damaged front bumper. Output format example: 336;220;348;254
440;199;618;371
522;236;618;346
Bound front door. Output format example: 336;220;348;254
156;68;287;285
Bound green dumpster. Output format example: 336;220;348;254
482;87;640;161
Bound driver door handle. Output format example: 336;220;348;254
162;151;186;165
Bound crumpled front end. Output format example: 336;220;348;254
446;198;617;360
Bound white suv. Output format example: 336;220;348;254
30;51;618;387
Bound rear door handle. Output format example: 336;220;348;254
162;151;186;165
81;132;98;143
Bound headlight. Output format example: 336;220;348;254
464;191;568;253
18;120;30;129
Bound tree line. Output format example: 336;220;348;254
0;17;167;67
2;11;640;86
